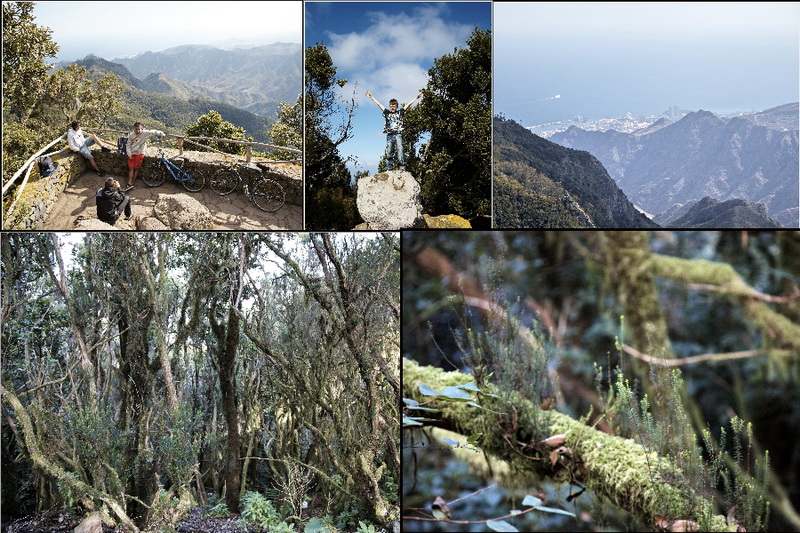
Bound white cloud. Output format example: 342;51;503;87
327;5;472;105
360;63;429;108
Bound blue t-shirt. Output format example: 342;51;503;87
383;108;405;134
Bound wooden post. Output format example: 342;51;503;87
178;138;184;156
245;145;252;164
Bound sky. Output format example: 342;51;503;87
33;1;302;63
305;1;491;177
495;2;800;128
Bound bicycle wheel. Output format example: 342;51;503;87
251;178;285;212
210;168;239;196
181;165;206;192
142;160;166;187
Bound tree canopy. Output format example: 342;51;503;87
304;42;360;230
185;110;251;155
403;27;492;224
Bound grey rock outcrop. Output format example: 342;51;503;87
153;193;214;230
356;170;422;230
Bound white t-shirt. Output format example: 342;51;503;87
67;127;86;152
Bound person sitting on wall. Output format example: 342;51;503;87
67;120;112;177
96;177;132;225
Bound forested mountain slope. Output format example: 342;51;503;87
493;116;658;228
114;44;302;117
74;55;273;143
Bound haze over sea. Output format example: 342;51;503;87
494;3;799;129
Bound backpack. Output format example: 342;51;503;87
117;136;128;155
37;156;57;177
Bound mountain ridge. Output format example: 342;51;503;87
72;55;273;144
669;197;782;228
112;43;301;117
549;104;799;227
493;116;659;228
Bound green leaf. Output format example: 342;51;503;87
466;432;483;445
405;406;442;412
439;386;472;400
486;519;519;532
466;401;506;414
402;416;423;427
522;495;542;507
442;438;460;446
419;384;440;396
431;509;447;520
534;506;576;518
403;398;420;406
456;381;481;392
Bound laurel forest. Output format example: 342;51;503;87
1;232;400;532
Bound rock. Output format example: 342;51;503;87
74;218;119;230
356;170;422;230
73;512;103;533
153;193;214;230
137;216;169;230
422;214;472;228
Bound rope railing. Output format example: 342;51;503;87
3;129;303;220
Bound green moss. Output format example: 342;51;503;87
402;358;732;531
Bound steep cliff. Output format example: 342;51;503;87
493;116;658;228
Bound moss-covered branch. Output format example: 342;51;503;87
1;383;140;532
403;358;732;531
652;254;800;353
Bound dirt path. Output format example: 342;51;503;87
40;171;303;231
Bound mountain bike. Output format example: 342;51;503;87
210;161;285;212
142;149;206;192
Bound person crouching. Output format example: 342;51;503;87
96;178;132;225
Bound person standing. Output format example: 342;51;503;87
124;122;165;191
365;90;422;171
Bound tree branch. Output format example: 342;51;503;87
402;358;731;531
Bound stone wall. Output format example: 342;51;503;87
3;149;86;230
3;146;303;230
96;148;303;206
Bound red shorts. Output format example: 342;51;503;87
128;154;145;168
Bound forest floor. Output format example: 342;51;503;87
1;505;398;532
3;506;269;533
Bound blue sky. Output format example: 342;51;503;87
495;2;800;128
305;1;491;176
33;1;302;63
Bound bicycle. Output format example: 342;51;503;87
142;149;206;192
209;160;285;212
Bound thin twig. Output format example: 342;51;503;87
621;344;778;367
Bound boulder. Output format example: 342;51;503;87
74;218;119;231
73;512;103;533
153;193;214;230
137;216;169;230
422;214;472;228
356;170;422;230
